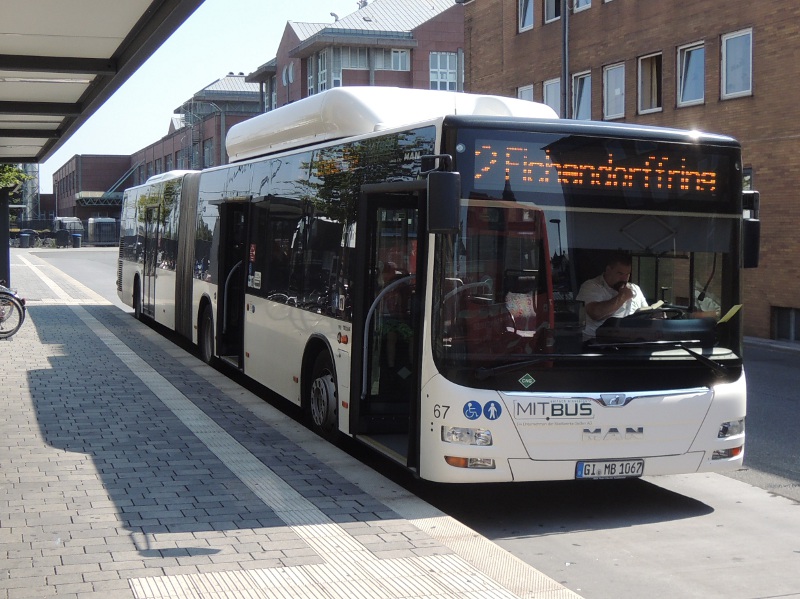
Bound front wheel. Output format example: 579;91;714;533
306;352;339;442
198;304;215;364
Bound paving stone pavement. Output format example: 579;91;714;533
0;248;582;599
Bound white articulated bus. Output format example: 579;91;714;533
118;87;759;483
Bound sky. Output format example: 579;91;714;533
38;0;362;193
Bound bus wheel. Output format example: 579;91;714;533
199;304;215;364
308;352;339;441
133;280;142;320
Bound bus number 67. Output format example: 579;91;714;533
433;404;450;419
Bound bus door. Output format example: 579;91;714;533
141;205;159;317
352;182;425;466
215;201;249;368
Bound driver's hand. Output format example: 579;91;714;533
617;285;634;303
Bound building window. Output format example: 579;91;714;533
318;50;328;92
374;49;410;71
678;42;704;106
603;63;625;119
270;75;277;108
722;29;752;99
202;138;214;168
543;78;560;116
573;71;591;120
332;47;342;87
545;0;560;22
165;154;173;171
638;53;662;114
772;307;800;343
341;46;368;69
574;0;590;11
155;158;163;174
519;0;533;31
430;52;458;90
517;84;534;101
307;56;315;96
392;49;409;71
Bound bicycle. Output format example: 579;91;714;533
0;284;26;340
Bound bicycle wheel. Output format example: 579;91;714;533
0;294;24;339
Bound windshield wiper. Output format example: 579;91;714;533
589;340;730;377
474;354;595;380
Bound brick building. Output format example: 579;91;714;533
463;0;797;341
129;73;261;186
246;0;465;110
52;155;133;221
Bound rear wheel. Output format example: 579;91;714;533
199;304;215;364
0;294;24;339
133;279;142;320
307;352;339;441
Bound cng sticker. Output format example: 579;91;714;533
519;374;536;388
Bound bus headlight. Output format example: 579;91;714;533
441;426;493;446
718;419;745;438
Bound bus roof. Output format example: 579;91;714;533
225;87;558;163
142;170;199;186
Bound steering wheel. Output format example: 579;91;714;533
625;306;686;320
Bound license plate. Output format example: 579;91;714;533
576;459;644;480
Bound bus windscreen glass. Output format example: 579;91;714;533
432;129;743;393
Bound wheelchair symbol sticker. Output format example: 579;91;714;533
483;400;502;420
463;401;481;420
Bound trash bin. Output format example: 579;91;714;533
55;229;70;248
71;233;82;249
18;233;30;248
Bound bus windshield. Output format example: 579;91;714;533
432;128;743;392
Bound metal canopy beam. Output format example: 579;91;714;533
0;101;81;117
0;54;117;75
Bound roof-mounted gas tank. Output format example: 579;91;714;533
225;87;558;163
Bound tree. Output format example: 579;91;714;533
0;164;30;190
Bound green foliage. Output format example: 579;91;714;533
0;164;30;190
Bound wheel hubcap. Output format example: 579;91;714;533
310;372;336;427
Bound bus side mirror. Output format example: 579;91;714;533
743;218;760;268
427;171;461;234
742;190;760;269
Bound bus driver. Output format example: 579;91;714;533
577;252;649;340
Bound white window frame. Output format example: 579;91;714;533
391;49;409;71
721;28;753;100
317;49;328;92
677;42;705;107
332;47;342;88
572;71;592;120
545;0;561;23
638;52;662;114
307;56;315;96
543;78;561;116
603;63;625;120
574;0;591;12
519;0;533;32
517;84;534;102
430;51;459;90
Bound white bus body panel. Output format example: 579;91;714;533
418;372;746;483
226;87;558;162
242;294;352;421
152;267;176;329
